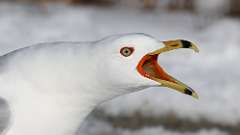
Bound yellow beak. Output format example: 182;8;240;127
152;40;199;99
137;39;199;99
149;39;199;55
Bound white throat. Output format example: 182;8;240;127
0;42;132;135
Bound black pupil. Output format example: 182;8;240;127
124;49;129;54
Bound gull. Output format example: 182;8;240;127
0;33;199;135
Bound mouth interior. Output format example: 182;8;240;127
137;54;176;83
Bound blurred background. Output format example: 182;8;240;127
0;0;239;135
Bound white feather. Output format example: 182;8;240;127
0;34;163;135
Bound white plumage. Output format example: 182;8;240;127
0;33;198;135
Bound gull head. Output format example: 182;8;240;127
94;33;199;99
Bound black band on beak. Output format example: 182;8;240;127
184;88;193;96
181;40;192;48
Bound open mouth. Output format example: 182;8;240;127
136;39;199;99
137;54;175;83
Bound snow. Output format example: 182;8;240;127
0;3;239;135
194;0;230;16
121;128;227;135
79;118;228;135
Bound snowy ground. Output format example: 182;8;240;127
0;3;239;135
79;117;228;135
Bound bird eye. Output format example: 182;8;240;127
120;47;134;57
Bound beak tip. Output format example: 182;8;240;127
191;46;200;53
192;92;199;99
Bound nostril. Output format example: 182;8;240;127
171;44;179;47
